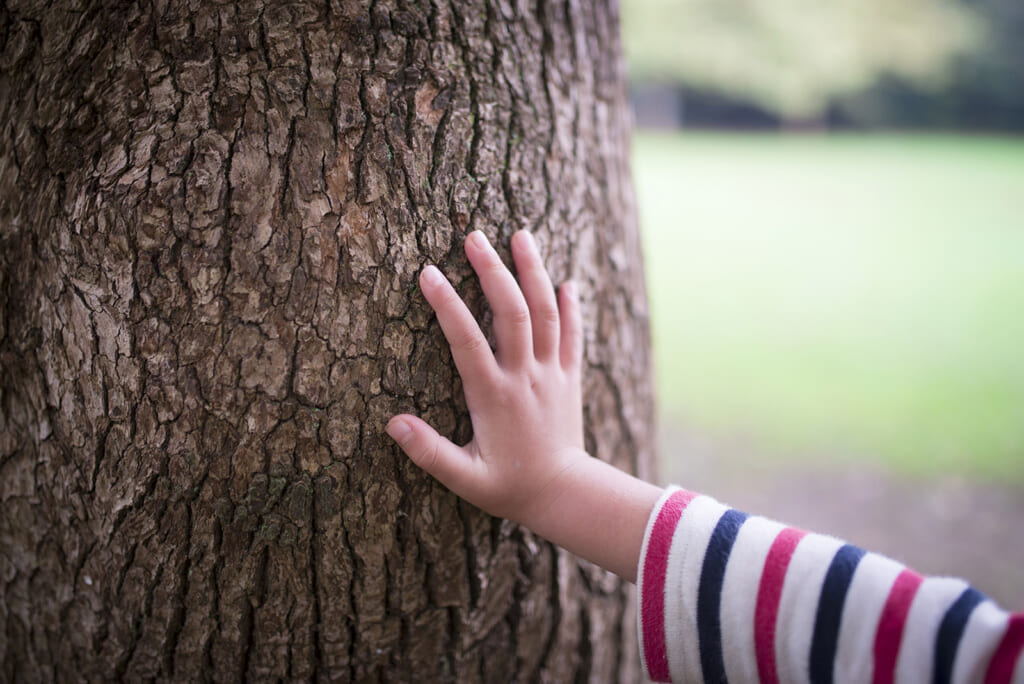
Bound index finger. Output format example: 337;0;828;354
420;265;501;388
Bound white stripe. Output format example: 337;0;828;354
664;495;729;684
636;486;682;680
951;600;1009;684
774;532;845;684
721;515;787;684
833;552;905;683
895;577;970;684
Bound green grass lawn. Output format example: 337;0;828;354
634;132;1024;485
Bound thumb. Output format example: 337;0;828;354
386;414;475;494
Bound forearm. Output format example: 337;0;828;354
523;449;663;583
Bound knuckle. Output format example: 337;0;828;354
484;256;506;274
520;258;544;277
457;328;487;353
507;307;531;327
438;286;462;309
540;307;560;325
418;441;441;472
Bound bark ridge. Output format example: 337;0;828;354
0;1;654;680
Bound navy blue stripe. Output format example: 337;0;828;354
933;586;987;684
809;544;866;684
697;509;748;684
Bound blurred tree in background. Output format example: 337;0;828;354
623;0;1023;129
834;0;1024;129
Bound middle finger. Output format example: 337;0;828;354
464;231;533;368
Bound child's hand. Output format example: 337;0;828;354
387;230;586;532
389;229;660;582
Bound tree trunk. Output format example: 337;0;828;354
0;1;654;680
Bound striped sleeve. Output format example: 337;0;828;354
637;486;1024;684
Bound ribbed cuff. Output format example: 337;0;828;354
636;486;696;683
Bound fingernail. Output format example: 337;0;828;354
468;231;488;249
421;265;443;286
564;280;576;299
386;417;412;443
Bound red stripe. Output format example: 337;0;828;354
754;526;807;684
641;489;697;682
985;613;1024;684
872;568;924;684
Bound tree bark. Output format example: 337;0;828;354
0;1;654;680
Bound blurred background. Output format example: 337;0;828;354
620;0;1024;605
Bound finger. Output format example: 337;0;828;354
511;231;560;361
387;415;482;498
558;281;583;371
464;231;532;368
420;265;500;386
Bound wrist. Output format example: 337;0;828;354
522;450;663;583
515;447;592;532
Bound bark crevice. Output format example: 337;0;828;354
0;1;652;680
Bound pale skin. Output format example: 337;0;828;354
386;229;662;583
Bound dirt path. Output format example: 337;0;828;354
657;422;1024;608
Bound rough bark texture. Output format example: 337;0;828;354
0;0;654;680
